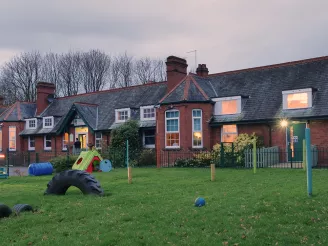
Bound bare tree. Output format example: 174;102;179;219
40;52;61;96
0;51;41;102
58;51;83;96
81;49;111;93
134;57;167;84
110;52;134;88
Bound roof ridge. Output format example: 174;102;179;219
74;102;99;107
17;102;22;120
159;75;189;103
207;55;328;77
190;76;210;100
57;81;167;100
183;77;191;100
4;102;17;121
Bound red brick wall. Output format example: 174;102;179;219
238;124;271;147
309;121;328;148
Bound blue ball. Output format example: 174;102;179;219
194;197;205;207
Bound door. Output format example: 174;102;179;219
78;134;87;149
287;123;306;162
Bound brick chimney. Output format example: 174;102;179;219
36;82;55;115
196;64;209;77
166;56;188;92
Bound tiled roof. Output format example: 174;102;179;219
0;102;36;122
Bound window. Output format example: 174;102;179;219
9;126;16;151
192;109;202;148
27;118;37;129
44;135;52;150
43;116;54;128
213;96;241;115
221;125;238;142
140;106;155;120
28;136;35;151
0;129;2;152
95;132;102;149
143;129;155;148
282;88;312;109
165;110;179;148
62;133;69;151
115;108;131;123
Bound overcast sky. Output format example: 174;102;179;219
0;0;327;73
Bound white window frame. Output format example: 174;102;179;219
140;105;156;121
115;108;131;123
282;88;312;110
95;132;102;149
62;133;69;151
44;135;52;151
28;136;35;151
213;96;241;115
165;110;180;149
143;129;155;148
26;118;37;129
9;126;16;151
43;116;54;129
221;125;238;143
192;109;203;148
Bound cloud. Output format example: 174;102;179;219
0;0;327;72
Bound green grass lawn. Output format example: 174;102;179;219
1;168;328;246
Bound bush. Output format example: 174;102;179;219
137;149;156;166
50;155;78;173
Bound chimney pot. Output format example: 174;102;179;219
196;64;209;77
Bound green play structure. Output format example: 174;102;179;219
72;147;103;173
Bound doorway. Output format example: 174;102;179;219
287;123;306;162
78;134;87;149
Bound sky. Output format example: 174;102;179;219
0;0;327;73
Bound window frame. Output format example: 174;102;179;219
282;88;312;110
43;116;54;129
115;108;131;123
221;125;238;143
143;129;155;148
192;109;203;148
44;135;52;151
26;118;37;129
213;96;242;115
28;136;35;151
9;126;16;151
140;105;156;121
95;132;102;149
62;132;69;151
165;110;180;149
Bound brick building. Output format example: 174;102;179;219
1;55;328;167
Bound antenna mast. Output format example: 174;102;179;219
187;50;197;71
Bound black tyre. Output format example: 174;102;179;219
0;204;12;218
12;204;33;215
44;170;104;196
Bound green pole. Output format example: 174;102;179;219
305;128;312;197
302;139;306;170
253;140;257;174
126;139;129;168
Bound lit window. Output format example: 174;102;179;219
28;136;35;151
221;125;238;142
44;135;52;150
27;119;36;129
165;110;179;148
62;133;69;151
192;109;202;148
282;88;312;109
9;126;16;151
95;132;102;149
143;129;155;148
115;108;131;123
141;106;155;120
213;96;241;115
43;117;54;128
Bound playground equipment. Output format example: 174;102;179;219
0;167;8;179
72;147;103;173
194;197;206;207
28;162;53;176
99;159;112;172
0;203;34;219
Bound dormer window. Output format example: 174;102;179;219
26;118;37;129
213;96;241;115
140;106;155;121
115;108;131;123
43;116;54;128
282;88;312;109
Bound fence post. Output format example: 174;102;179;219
66;146;70;168
253;140;256;173
220;143;224;167
305;128;312;197
303;139;306;170
6;148;10;176
36;152;39;163
27;151;30;166
167;151;170;168
231;142;235;167
126;140;132;184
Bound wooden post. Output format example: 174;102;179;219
253;140;257;174
211;164;215;181
302;139;306;170
128;166;132;184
